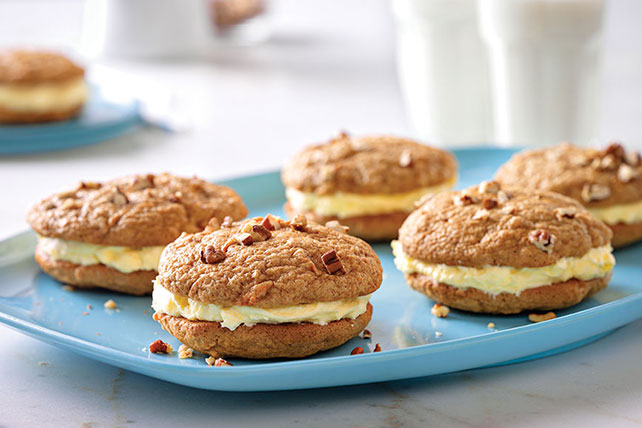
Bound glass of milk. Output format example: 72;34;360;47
479;0;606;147
391;0;493;147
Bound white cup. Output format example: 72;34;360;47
392;0;493;147
479;0;606;147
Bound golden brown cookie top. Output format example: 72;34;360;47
155;215;383;308
27;173;248;247
281;132;457;195
398;181;612;268
0;50;85;84
495;142;642;208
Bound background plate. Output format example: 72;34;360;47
0;147;641;391
0;86;141;155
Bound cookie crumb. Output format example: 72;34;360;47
141;347;147;352
362;329;372;340
104;299;117;309
81;311;89;316
178;344;194;359
350;347;364;355
487;322;495;329
431;303;450;318
61;285;75;292
373;343;382;353
529;312;556;323
96;332;101;336
87;304;93;310
149;339;173;354
435;331;442;337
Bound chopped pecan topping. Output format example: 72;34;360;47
290;215;308;231
554;206;577;221
453;194;477;206
528;312;556;323
481;198;498;209
238;233;254;246
350;347;364;355
131;174;154;190
373;344;382;353
321;250;346;275
496;190;511;203
431;303;450;318
221;216;234;228
528;229;556;253
250;224;272;241
222;237;239;252
472;209;490;220
581;183;611;202
111;187;129;206
479;180;500;194
624;151;641;167
79;181;101;190
201;245;226;264
599;155;617;171
178;344;193;359
325;220;350;234
362;329;372;340
204;217;221;232
399;149;413;167
617;164;639;183
604;142;625;160
169;191;183;203
149;339;173;354
61;198;81;209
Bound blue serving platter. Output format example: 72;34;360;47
1;147;641;391
0;86;141;155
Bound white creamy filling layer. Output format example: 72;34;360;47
37;236;164;274
285;178;455;218
151;282;372;331
589;199;642;225
391;241;614;296
0;77;87;112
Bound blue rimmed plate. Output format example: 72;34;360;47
0;147;641;391
0;86;141;155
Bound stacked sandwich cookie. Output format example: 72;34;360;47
281;132;457;240
27;173;247;295
0;50;88;124
495;142;642;247
152;214;382;359
393;181;615;314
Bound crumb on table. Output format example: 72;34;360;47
431;303;450;318
104;299;117;310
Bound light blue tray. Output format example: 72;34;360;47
1;147;641;391
0;86;141;155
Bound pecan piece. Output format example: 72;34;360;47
472;209;490;220
111;187;129;206
250;224;272;241
201;245;226;264
178;344;194;359
221;216;234;228
624;151;641;167
617;164;639;183
350;347;364;355
238;233;254;246
496;190;511;203
373;344;382;353
481;198;498;209
431;303;450;318
581;183;611;202
290;214;308;231
149;339;173;354
528;229;556;253
131;174;154;190
325;220;350;234
321;250;346;275
453;194;477;206
528;312;556;323
207;357;232;367
554;206;577;221
79;181;101;190
604;142;625;160
479;180;500;194
399;149;413;167
362;329;372;340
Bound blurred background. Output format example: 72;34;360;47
1;0;641;237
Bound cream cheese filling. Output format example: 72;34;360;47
151;282;372;331
589;199;642;225
0;77;87;112
391;240;614;296
285;178;455;218
37;236;164;274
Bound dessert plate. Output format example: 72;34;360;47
1;147;641;391
0;86;141;155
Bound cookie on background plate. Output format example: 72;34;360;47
152;214;382;359
281;132;457;240
392;181;615;314
0;50;88;124
27;173;248;295
495;142;642;247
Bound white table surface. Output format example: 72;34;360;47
1;1;641;427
